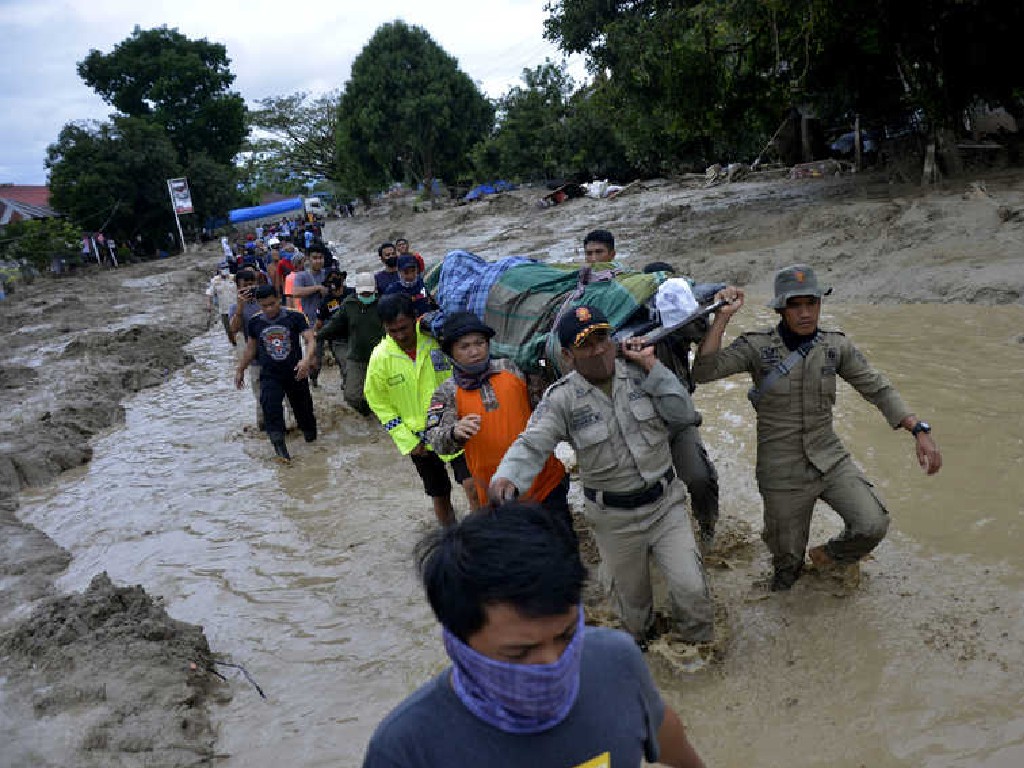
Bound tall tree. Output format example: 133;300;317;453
336;21;493;198
46;118;182;244
471;60;628;182
78;25;247;165
247;90;340;185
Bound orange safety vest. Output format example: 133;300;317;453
284;272;298;309
455;370;565;507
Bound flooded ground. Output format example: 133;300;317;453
11;298;1024;767
2;171;1023;766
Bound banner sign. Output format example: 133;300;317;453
167;177;194;215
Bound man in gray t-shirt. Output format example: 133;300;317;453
362;504;706;768
292;250;328;323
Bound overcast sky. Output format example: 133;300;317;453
0;0;586;185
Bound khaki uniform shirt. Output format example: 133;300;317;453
495;359;700;493
692;328;911;490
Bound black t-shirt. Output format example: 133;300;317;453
318;288;356;325
247;308;310;377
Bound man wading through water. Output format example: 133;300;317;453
235;285;318;461
693;264;943;590
490;306;713;649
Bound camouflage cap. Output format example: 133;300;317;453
769;264;832;309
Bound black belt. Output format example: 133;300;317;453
583;468;675;509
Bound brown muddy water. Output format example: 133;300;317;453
15;301;1024;767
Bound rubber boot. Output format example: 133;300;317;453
269;433;291;461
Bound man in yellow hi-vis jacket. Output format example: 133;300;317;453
365;293;474;525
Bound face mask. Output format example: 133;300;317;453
452;358;493;390
399;277;419;289
358;295;376;305
384;256;398;268
442;607;585;735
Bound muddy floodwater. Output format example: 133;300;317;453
15;299;1024;767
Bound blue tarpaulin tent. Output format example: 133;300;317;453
228;197;304;224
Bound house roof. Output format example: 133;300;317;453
0;185;50;207
0;198;60;226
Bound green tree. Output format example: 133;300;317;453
336;21;493;198
247;90;340;185
471;60;628;182
78;25;247;165
46;118;182;245
0;217;82;272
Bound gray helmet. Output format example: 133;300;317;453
769;264;832;309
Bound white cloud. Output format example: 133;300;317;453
0;0;586;184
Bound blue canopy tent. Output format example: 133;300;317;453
228;197;304;224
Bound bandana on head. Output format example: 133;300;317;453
442;606;585;734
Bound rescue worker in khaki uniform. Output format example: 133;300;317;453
489;305;714;647
693;264;943;590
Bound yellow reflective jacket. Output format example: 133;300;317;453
364;322;460;459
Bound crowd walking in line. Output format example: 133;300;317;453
205;222;943;768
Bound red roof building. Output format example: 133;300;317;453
0;185;50;207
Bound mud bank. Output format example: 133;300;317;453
0;254;228;767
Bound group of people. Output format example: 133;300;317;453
209;224;943;767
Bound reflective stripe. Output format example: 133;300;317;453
384;418;402;431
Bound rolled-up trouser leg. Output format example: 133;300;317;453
671;427;719;538
582;497;654;638
649;481;714;643
346;360;371;415
819;457;890;563
759;483;819;577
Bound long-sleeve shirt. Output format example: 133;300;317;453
692;327;912;490
317;295;385;362
364;321;459;458
494;360;700;494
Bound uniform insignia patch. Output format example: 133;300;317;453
425;411;442;429
570;409;601;430
826;346;837;362
575;307;592;322
760;346;780;362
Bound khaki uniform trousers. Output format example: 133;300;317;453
582;479;713;644
759;455;890;575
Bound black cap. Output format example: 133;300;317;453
441;312;495;355
556;305;612;348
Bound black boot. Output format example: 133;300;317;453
771;563;804;591
269;435;291;460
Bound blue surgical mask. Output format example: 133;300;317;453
441;607;585;734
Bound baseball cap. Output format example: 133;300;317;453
354;274;375;293
441;312;495;354
769;264;832;309
266;237;280;247
557;305;612;349
396;254;418;270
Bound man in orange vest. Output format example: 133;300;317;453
425;312;569;522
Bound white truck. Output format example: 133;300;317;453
303;197;327;219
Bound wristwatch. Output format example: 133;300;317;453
911;421;932;437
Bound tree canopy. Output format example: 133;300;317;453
544;0;1024;171
48;26;247;248
336;21;493;198
242;90;340;201
78;25;247;165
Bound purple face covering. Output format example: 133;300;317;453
442;607;585;734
